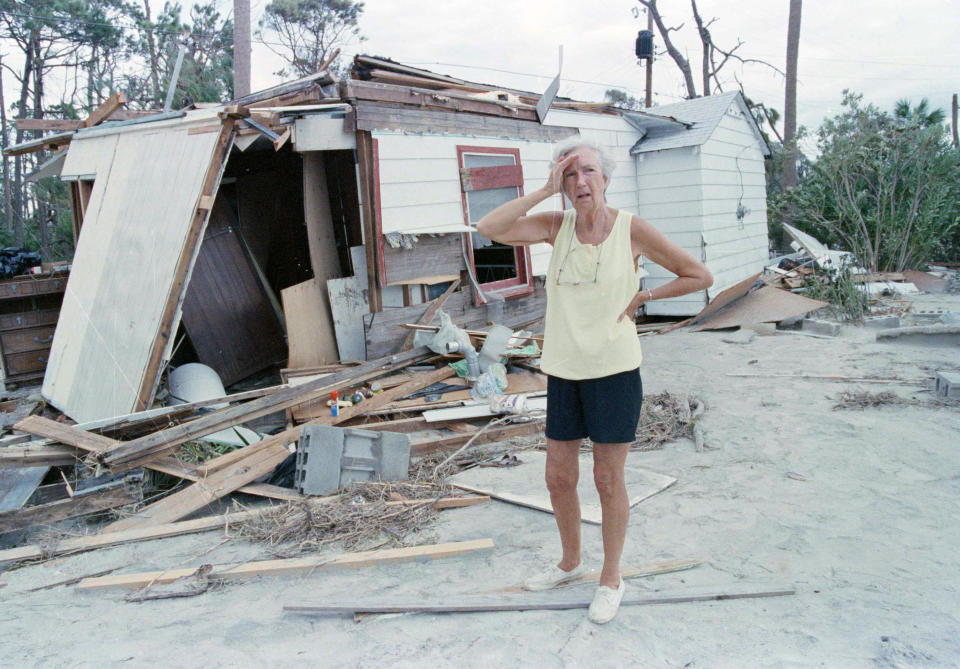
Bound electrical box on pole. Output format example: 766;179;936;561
635;30;654;60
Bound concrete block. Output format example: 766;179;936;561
935;372;960;399
863;315;901;330
294;424;411;496
801;319;840;337
721;328;756;345
744;322;777;336
876;324;960;348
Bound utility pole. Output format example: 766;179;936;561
783;0;802;192
645;9;653;107
234;0;251;98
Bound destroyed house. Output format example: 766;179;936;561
39;56;771;423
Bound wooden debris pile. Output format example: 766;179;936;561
0;322;551;569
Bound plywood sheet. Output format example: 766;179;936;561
902;270;948;294
42;123;228;421
448;451;676;525
282;278;340;367
691;285;828;331
303;152;342;284
327;247;368;361
687;272;762;328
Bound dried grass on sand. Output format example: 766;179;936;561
234;481;446;557
632;391;706;451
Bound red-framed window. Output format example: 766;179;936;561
457;145;534;301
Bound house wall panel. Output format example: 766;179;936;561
43;123;226;421
698;112;770;296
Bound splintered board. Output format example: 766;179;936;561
448;451;675;525
43;115;232;421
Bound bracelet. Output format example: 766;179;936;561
646;289;654;302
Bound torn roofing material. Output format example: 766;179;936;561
629;91;770;156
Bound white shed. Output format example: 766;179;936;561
629;91;771;316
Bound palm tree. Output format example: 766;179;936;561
894;98;946;127
783;0;801;192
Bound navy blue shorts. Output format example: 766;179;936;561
545;368;643;444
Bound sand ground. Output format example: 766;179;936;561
1;292;958;669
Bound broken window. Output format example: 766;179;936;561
457;146;534;300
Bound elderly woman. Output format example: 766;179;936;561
476;138;712;624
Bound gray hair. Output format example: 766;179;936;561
551;137;616;180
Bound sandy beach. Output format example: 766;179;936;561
1;291;958;669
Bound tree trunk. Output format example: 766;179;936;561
783;0;802;192
691;0;710;95
12;30;36;248
640;0;698;98
0;55;12;234
952;93;958;149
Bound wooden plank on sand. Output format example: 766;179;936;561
77;538;495;590
284;587;795;615
0;509;262;567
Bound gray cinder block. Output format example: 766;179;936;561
294;424;411;496
863;315;901;330
935;372;960;399
801;319;841;337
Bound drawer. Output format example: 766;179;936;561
4;349;50;376
0;276;66;299
1;325;56;354
0;308;60;331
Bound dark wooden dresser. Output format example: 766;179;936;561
0;272;68;389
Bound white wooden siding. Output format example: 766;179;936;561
635;146;707;316
373;132;558;236
698;109;769;295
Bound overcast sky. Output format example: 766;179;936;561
249;0;960;152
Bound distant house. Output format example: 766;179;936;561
35;56;771;422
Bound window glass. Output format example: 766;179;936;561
464;154;515;169
466;186;521;223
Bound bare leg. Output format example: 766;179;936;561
592;442;630;588
545;438;582;570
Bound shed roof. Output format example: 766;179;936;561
630;91;770;156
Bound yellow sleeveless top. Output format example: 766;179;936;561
540;209;643;380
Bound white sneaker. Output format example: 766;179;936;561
522;563;587;591
588;578;625;624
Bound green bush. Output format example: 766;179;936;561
774;92;960;270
